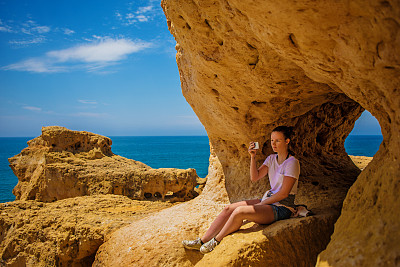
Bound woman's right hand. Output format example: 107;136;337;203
248;142;257;156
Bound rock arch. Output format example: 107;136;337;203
94;1;399;266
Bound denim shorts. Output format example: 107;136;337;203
270;204;292;221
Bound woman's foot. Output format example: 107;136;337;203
182;237;203;250
200;237;219;254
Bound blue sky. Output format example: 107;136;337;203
0;0;381;137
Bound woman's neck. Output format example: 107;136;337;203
277;151;289;164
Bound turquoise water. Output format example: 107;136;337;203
344;135;383;157
0;135;382;203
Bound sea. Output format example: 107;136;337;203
0;135;383;203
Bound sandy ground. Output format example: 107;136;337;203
349;155;373;171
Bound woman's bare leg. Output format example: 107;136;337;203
201;199;260;243
214;204;275;242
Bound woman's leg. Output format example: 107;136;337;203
201;199;260;242
214;204;275;242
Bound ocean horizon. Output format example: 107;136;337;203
0;134;382;203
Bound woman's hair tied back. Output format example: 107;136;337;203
272;125;294;140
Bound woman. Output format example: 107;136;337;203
182;126;300;254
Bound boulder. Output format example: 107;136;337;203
9;126;200;202
94;0;399;266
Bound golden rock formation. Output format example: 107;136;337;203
94;0;399;266
0;195;175;266
9;126;200;202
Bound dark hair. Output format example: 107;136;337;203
272;126;295;155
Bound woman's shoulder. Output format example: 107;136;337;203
287;155;300;165
263;153;276;166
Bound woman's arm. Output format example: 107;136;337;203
257;176;297;205
250;157;269;182
249;142;269;182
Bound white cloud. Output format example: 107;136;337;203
78;100;98;105
116;3;160;25
4;19;52;47
3;38;152;73
137;6;153;14
136;15;149;22
34;26;51;34
20;20;51;35
47;38;150;62
63;28;75;35
4;58;64;73
23;106;42;111
0;20;13;32
9;37;46;46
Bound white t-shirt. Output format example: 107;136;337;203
262;154;300;195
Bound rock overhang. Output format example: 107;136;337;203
162;0;399;265
93;0;399;266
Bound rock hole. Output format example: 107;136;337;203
247;42;256;50
144;193;152;199
395;255;400;266
251;101;266;107
316;133;327;145
312;181;319;186
74;142;81;150
204;19;212;29
154;192;162;198
212;89;220;96
249;56;259;68
345;110;383;171
376;41;383;59
289;33;297;48
384;66;395;69
185;23;191;30
232;106;239;111
380;1;391;7
276;81;287;85
51;144;56;147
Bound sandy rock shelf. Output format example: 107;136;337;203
0;195;177;266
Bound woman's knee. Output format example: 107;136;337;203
232;206;247;217
223;204;235;213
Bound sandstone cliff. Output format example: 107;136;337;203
9;126;200;202
94;0;399;266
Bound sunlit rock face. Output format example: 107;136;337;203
0;195;175;267
93;0;399;266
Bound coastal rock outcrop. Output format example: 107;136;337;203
9;126;200;202
94;0;399;266
0;195;175;266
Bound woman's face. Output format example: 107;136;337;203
271;131;289;153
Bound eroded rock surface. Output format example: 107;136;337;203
9;126;200;202
0;195;175;266
95;0;399;266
